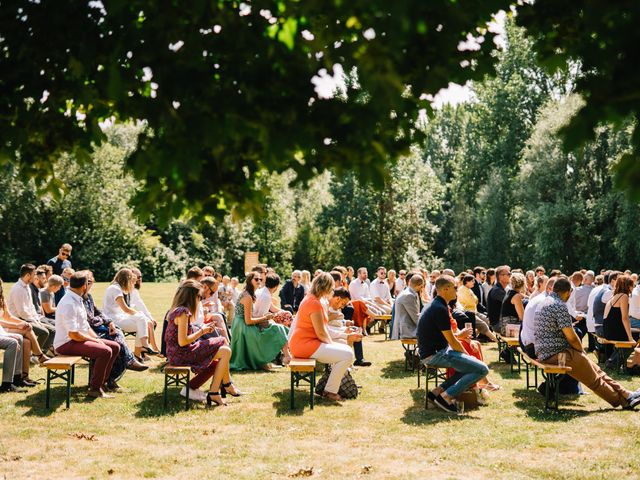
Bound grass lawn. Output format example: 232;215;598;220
2;282;640;479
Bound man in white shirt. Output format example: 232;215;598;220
395;270;407;294
520;277;555;357
7;264;55;354
630;281;640;330
54;272;120;398
349;267;370;301
326;288;370;367
369;267;392;314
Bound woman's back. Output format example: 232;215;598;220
604;295;627;341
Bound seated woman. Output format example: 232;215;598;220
0;278;45;386
289;273;357;402
498;272;526;336
165;280;240;405
457;274;496;342
200;276;230;341
604;275;634;342
230;273;290;371
82;270;148;391
102;268;156;361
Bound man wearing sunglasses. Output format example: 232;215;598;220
46;243;73;276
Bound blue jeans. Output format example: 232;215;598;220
631;317;640;330
422;348;489;398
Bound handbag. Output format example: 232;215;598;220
314;365;359;399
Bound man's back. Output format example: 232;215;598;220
417;296;451;359
487;284;506;327
533;294;572;362
396;288;419;338
592;286;609;326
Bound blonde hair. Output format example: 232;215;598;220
113;268;135;293
310;272;334;298
510;272;526;293
300;270;311;287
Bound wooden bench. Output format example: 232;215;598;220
400;338;418;372
371;314;392;340
289;358;317;410
595;337;637;373
44;356;83;409
518;349;572;410
163;365;191;410
496;334;522;373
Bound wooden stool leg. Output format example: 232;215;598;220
185;371;190;410
310;371;315;410
163;372;169;410
66;369;71;409
290;372;295;410
46;369;51;410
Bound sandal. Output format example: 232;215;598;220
221;381;242;398
37;353;51;365
484;383;502;392
206;391;227;407
321;391;343;402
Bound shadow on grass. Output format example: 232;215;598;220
487;361;525;380
511;388;614;420
271;390;344;416
134;391;204;417
401;388;480;425
15;385;96;416
380;359;418;380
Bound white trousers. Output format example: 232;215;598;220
311;342;354;394
113;312;149;347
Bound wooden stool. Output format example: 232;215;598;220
289;358;316;410
372;314;392;340
518;349;572;410
596;337;636;373
163;365;191;410
400;338;418;372
44;356;83;409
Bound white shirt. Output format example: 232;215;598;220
586;284;605;333
602;286;614;304
349;278;370;301
369;279;391;303
253;287;273;317
102;283;126;319
130;288;153;320
193;303;205;327
630;285;640;320
54;290;91;349
7;279;41;322
395;278;406;293
521;292;548;347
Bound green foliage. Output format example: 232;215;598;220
0;0;512;222
517;1;640;201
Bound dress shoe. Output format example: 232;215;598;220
127;359;149;372
13;375;37;388
354;360;372;367
0;382;27;393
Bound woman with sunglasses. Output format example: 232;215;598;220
230;272;290;371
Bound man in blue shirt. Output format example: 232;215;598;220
46;243;72;276
417;275;489;414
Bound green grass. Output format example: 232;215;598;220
2;282;640;479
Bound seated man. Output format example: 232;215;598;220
417;275;489;413
0;329;27;393
534;277;640;410
279;270;305;314
520;277;555;358
40;275;64;321
393;274;425;340
7;264;55;355
200;276;231;341
327;288;371;367
55;267;74;306
369;267;393;315
54;272;121;399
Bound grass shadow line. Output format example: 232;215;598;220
380;359;418;380
15;385;96;416
401;388;480;425
511;387;614;421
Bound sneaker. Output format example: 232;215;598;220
13;376;36;388
426;390;437;405
180;387;206;402
433;394;457;413
0;383;27;393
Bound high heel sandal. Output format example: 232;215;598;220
141;347;159;356
206;391;227;407
221;381;242;398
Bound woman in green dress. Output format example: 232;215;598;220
230;272;290;371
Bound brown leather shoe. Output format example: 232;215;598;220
127;359;149;372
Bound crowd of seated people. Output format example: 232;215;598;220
3;241;640;414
